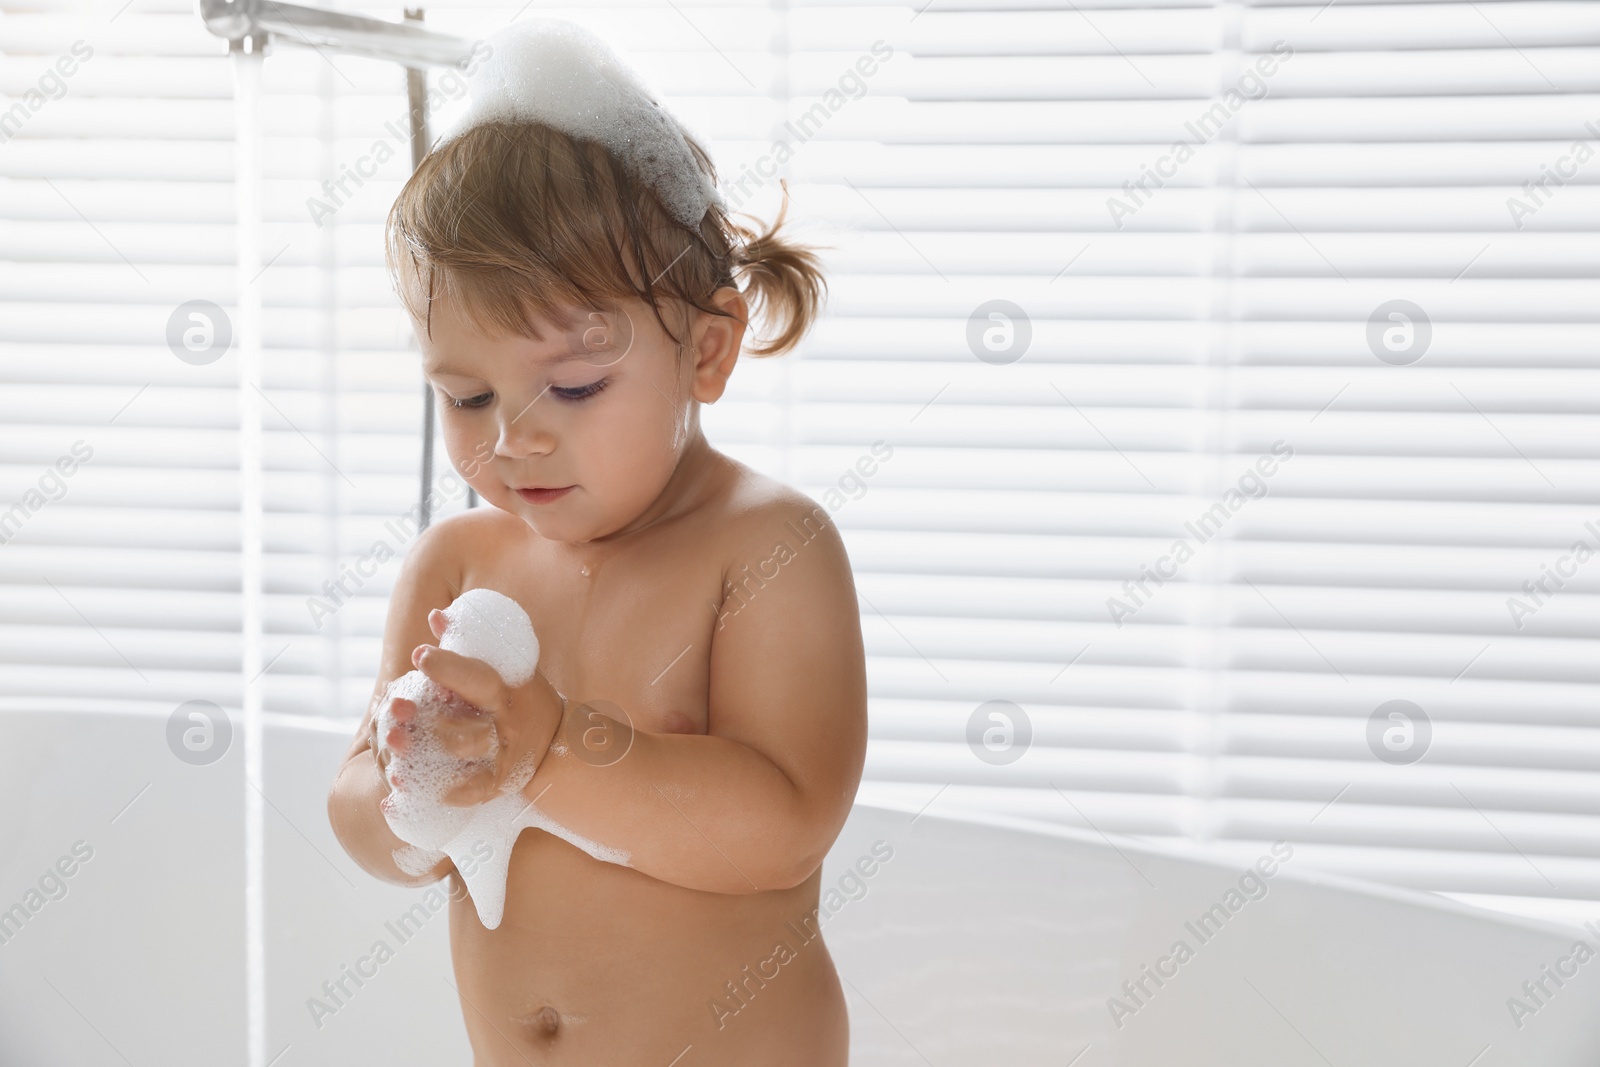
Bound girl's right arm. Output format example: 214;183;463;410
326;512;466;886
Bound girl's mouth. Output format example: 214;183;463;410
516;486;575;504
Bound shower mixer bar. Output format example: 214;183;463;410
197;0;475;69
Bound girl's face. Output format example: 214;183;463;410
416;287;700;544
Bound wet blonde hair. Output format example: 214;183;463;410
384;120;828;361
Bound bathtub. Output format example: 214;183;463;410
2;702;1597;1065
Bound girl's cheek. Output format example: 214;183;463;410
449;429;495;484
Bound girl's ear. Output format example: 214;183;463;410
688;287;747;405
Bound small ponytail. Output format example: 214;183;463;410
720;180;831;358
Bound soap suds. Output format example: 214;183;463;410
374;587;629;928
393;844;447;877
520;804;631;867
438;17;726;230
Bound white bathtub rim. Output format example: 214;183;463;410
872;794;1596;940
6;701;1591;942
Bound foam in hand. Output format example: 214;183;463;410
374;587;629;929
439;17;726;229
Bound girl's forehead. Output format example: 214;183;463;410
516;295;653;342
425;299;647;375
553;303;644;368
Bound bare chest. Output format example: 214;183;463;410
462;523;725;737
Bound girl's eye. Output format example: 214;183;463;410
450;392;493;410
551;378;610;403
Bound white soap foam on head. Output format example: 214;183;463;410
438;17;726;230
374;587;630;929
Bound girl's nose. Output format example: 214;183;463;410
494;396;555;457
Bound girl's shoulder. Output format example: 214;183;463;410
422;502;534;553
709;455;832;535
705;454;850;579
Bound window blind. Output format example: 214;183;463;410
820;0;1600;912
1;0;1596;912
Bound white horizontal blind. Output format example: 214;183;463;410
2;0;1596;909
1;0;248;715
812;0;1600;907
1203;1;1600;905
0;0;443;724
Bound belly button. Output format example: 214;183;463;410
528;1005;560;1037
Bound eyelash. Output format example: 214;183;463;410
448;378;611;410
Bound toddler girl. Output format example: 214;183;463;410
326;17;868;1066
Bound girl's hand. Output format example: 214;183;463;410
374;607;567;806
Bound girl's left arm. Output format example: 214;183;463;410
521;499;869;894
